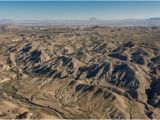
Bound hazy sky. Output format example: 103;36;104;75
0;1;160;20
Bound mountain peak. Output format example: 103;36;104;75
149;17;160;20
89;17;99;21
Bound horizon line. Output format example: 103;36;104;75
1;17;160;21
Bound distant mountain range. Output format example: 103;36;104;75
0;19;13;24
0;17;160;26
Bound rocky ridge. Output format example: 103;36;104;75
0;26;160;119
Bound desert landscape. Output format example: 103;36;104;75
0;25;160;119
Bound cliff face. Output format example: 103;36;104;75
0;26;160;119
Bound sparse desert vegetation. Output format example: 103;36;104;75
0;26;160;119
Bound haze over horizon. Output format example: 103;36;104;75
0;1;160;20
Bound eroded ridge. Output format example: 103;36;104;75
0;26;160;119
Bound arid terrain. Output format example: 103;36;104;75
0;25;160;119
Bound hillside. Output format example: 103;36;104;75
0;26;160;119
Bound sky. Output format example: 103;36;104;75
0;1;160;20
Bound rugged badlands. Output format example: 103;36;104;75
0;26;160;119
